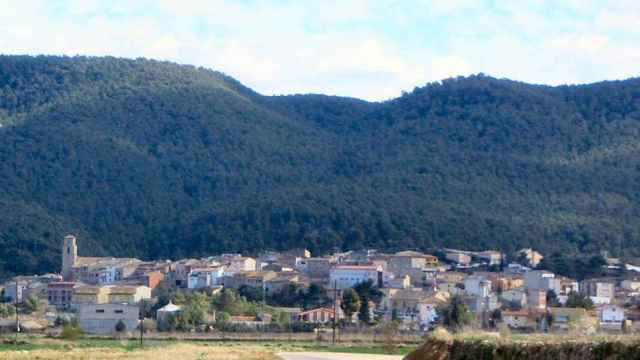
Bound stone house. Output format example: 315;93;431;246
47;282;76;310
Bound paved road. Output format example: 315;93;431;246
278;352;404;360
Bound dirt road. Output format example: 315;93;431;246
278;352;404;360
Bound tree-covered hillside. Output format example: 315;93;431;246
0;55;639;277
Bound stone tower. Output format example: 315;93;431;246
62;234;78;281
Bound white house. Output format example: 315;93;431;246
187;267;225;289
329;265;381;290
599;305;625;331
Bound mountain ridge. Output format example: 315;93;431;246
0;55;639;277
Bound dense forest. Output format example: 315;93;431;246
0;55;639;277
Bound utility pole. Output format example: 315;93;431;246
262;277;266;333
139;313;144;348
14;280;20;342
332;280;337;344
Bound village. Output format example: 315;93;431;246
1;234;639;337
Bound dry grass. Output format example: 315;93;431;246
1;343;280;360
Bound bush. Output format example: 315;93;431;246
60;322;84;341
115;319;127;333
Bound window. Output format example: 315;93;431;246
114;309;124;314
96;309;105;313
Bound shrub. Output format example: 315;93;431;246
115;319;127;333
60;322;84;341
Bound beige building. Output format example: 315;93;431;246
519;248;544;267
228;257;257;273
107;285;151;303
73;286;110;305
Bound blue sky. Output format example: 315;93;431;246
2;0;639;100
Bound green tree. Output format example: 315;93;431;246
115;319;127;333
23;295;40;314
340;289;360;322
0;303;16;318
358;298;370;323
565;292;594;310
60;319;84;340
438;295;473;332
546;290;561;307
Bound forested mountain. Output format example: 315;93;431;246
1;55;639;277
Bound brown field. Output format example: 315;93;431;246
1;343;280;360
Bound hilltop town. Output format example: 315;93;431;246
1;234;639;336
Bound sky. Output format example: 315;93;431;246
1;0;639;101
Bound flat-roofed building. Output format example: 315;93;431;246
329;264;382;290
78;303;139;334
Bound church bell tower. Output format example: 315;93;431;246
62;234;78;281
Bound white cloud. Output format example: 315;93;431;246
1;1;639;101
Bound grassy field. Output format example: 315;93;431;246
0;336;416;359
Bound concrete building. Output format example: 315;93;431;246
329;265;382;290
525;270;560;294
527;289;547;310
464;275;491;297
78;303;139;334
